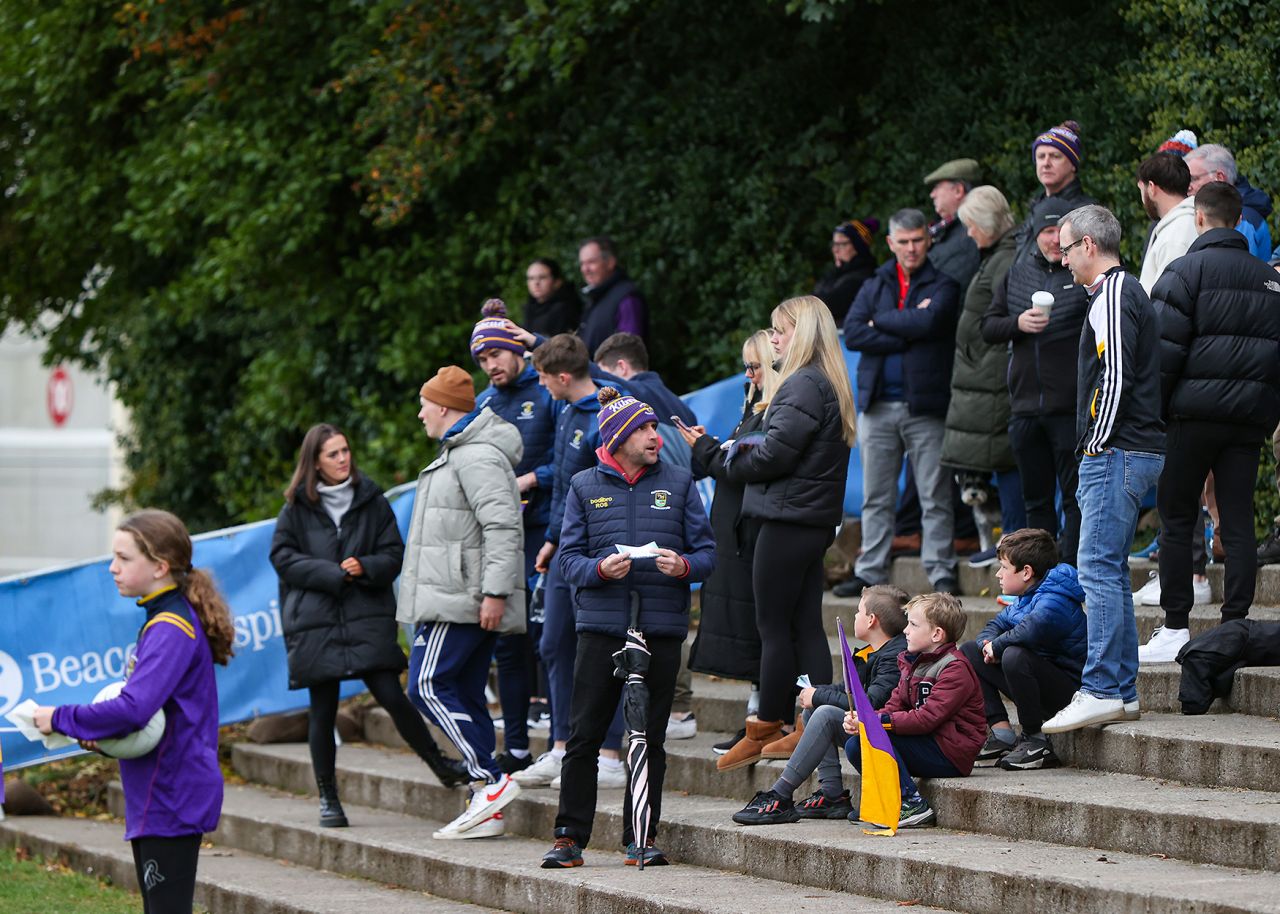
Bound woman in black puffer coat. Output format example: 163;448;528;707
685;331;777;685
271;424;468;828
693;297;858;771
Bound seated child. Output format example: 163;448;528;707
730;584;909;825
959;529;1087;770
842;592;985;828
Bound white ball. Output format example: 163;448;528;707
90;681;167;759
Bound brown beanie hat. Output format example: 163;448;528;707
419;365;476;413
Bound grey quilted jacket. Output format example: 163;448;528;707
397;407;526;632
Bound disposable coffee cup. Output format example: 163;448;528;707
1031;291;1054;317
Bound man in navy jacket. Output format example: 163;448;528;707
471;300;559;772
841;208;962;594
541;387;715;869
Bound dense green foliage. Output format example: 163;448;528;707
1;0;1277;530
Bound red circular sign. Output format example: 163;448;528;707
47;366;74;427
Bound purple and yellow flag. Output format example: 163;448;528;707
837;617;900;835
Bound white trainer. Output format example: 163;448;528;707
1138;626;1190;664
512;751;562;787
666;713;697;740
1123;699;1140;721
433;774;520;838
1134;571;1161;605
549;757;628;790
1138;574;1211;606
1042;691;1125;733
433;812;504;840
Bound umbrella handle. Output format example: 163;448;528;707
630;591;641;631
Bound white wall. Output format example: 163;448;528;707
0;327;125;576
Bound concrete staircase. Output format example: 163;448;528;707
5;554;1280;912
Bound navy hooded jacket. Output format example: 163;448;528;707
476;365;559;529
557;450;715;639
976;563;1088;675
546;389;604;544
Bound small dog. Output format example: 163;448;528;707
957;473;1003;554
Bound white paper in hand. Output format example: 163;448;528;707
5;699;76;750
615;541;661;559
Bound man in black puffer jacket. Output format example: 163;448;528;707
843;208;962;593
1138;182;1280;663
981;196;1090;564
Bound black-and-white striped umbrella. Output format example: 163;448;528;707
612;592;653;868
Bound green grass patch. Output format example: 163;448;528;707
0;846;141;913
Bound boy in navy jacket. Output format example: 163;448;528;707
960;529;1087;769
541;387;715;869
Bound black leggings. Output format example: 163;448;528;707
753;521;834;722
131;834;201;914
308;669;439;781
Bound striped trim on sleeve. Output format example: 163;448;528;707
1084;273;1124;455
141;611;197;640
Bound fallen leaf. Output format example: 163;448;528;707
897;900;923;907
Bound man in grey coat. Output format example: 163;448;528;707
399;365;525;840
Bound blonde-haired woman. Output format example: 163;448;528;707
680;331;778;746
942;186;1024;566
694;296;856;771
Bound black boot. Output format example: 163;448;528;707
421;746;471;789
316;777;348;828
1258;523;1280;566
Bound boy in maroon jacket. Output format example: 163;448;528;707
843;592;986;827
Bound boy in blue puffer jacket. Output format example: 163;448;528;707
959;528;1087;770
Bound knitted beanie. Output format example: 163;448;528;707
469;299;525;359
1157;129;1199;157
597;386;658;455
834;217;879;262
1032;120;1082;169
420;365;476;413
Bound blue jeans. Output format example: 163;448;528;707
1076;448;1164;701
844;731;961;799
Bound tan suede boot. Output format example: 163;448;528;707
760;712;806;759
716;717;784;771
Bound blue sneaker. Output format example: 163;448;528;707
1131;534;1159;560
967;547;999;568
541;832;584;868
624;840;669;866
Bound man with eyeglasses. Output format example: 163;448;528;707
813;219;878;323
1043;205;1165;734
923;158;982;289
1185;144;1274;260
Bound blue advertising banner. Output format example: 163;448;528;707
0;496;422;770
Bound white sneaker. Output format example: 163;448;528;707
666;713;697;740
1137;573;1212;606
597;761;627;789
432;774;520;837
1042;691;1125;733
549;758;628;790
512;751;562;787
1138;626;1190;664
1123;699;1140;721
1134;571;1161;605
433;812;504;840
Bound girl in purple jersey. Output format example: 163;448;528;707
34;509;234;914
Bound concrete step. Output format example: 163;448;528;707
230;742;1280;914
821;589;1280;646
865;554;1280;604
0;814;494;913
242;730;1280;874
687;660;1280;729
204;777;949;914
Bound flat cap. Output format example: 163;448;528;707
923;158;981;187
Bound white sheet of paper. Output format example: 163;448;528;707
5;699;76;749
615;541;661;559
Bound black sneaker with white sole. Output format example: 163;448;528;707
974;730;1015;767
998;734;1060;770
712;727;746;756
795;788;854;820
